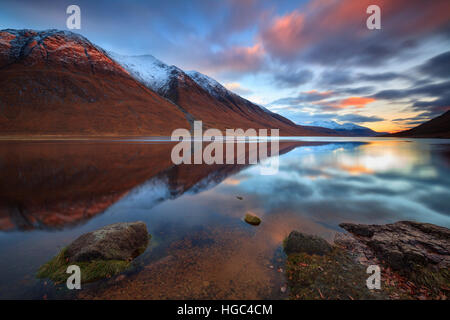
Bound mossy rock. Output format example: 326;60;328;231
37;222;151;284
244;213;261;226
283;230;332;256
407;264;450;296
37;248;132;284
286;248;389;300
65;222;149;262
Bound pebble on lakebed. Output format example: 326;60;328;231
37;222;150;283
244;212;261;226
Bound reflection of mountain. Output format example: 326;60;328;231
389;110;450;138
0;141;315;231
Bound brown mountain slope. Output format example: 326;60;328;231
389;110;450;138
111;52;337;136
0;29;190;136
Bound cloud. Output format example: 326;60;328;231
335;86;376;95
392;112;434;126
269;90;332;106
417;51;450;79
373;80;450;100
260;0;450;67
355;72;411;83
203;43;265;74
333;97;376;109
371;78;450;116
337;114;384;123
260;10;306;60
318;70;354;86
318;70;412;87
272;69;314;88
263;108;384;127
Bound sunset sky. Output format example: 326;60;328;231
1;0;449;132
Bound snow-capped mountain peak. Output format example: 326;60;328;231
109;52;186;94
111;53;241;101
306;120;378;136
186;70;233;98
308;120;363;130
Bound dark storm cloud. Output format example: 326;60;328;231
373;80;450;100
318;70;411;87
392;112;434;122
370;79;450;115
335;87;376;95
318;70;353;86
303;39;416;68
272;69;314;88
356;72;410;83
417;51;450;79
269;90;332;106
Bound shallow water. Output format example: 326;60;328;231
0;138;449;299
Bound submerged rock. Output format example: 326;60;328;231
66;221;149;262
339;221;450;271
244;213;261;226
37;222;150;283
283;231;332;256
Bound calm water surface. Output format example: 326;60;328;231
0;138;449;299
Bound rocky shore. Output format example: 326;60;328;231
284;221;449;300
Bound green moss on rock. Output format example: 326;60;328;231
37;247;132;284
286;248;389;300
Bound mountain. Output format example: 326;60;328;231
389;110;450;138
0;29;339;137
110;52;334;136
307;120;381;136
0;29;190;136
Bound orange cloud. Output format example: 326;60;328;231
260;0;450;60
261;10;306;58
304;90;333;96
335;97;375;109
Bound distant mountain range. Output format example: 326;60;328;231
388;110;450;138
0;29;334;136
305;120;384;136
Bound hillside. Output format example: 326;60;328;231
389;110;450;138
0;29;190;136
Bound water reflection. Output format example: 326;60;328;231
0;138;449;299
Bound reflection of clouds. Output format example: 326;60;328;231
226;140;450;228
337;141;430;175
223;178;243;185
